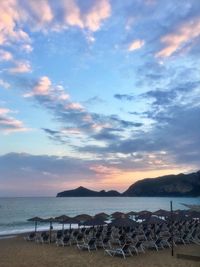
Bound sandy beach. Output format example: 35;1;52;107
0;235;199;267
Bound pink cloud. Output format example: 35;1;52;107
53;0;111;32
84;0;111;31
89;164;120;175
0;107;29;134
156;17;200;58
26;0;54;30
128;39;145;51
66;102;84;111
9;61;32;73
0;49;13;61
0;0;31;45
33;76;51;95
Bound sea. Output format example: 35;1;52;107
0;197;199;236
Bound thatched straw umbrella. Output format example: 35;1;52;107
111;211;124;219
27;217;43;233
94;212;109;220
74;214;92;223
63;217;80;230
82;217;107;227
110;217;138;228
55;215;71;231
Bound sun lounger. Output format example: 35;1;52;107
77;238;97;252
24;232;36;241
105;243;133;259
131;241;145;254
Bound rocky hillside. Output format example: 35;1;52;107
123;171;200;197
57;186;121;197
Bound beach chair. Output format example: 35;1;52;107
96;237;111;249
76;233;84;245
24;232;36;241
131;241;145;254
77;238;97;252
36;232;49;244
60;235;71;246
146;238;164;251
105;243;133;259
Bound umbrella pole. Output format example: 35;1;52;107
49;222;52;243
35;221;37;234
170;201;174;256
62;223;64;235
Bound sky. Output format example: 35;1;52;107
0;0;200;196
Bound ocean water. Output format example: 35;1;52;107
0;197;199;236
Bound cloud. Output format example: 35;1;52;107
156;17;200;58
22;76;140;147
26;0;54;29
114;94;135;101
0;152;100;196
79;76;200;171
0;79;10;89
83;0;111;31
0;49;13;61
9;61;32;73
0;107;29;134
24;76;51;97
0;0;31;45
21;44;33;53
128;39;145;51
54;0;111;32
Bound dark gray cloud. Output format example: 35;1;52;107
0;153;96;196
79;74;200;170
114;94;135;101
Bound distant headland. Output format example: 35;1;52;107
57;170;200;197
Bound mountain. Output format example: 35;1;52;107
57;186;121;197
123;171;200;197
56;171;200;197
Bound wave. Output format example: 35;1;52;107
0;224;78;237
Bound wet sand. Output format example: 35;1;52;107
0;236;199;267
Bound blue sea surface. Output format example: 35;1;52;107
0;197;199;236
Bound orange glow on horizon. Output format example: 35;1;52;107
59;167;190;193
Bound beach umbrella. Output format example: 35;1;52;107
111;211;124;219
55;215;70;222
55;215;71;231
110;217;138;228
94;212;109;220
63;217;80;230
74;214;92;222
27;216;43;233
82;218;107;226
138;210;152;216
43;217;56;243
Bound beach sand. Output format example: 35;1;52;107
0;236;199;267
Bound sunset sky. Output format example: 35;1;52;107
0;0;200;196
